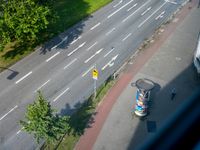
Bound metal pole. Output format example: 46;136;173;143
94;64;97;99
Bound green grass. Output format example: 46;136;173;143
43;77;116;150
0;0;112;72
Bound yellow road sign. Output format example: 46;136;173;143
92;69;98;80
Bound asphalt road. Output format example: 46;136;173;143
0;0;188;149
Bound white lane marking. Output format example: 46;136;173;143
46;52;60;62
84;48;103;63
70;36;82;45
34;80;50;92
53;87;70;102
86;42;98;51
15;72;32;84
113;0;123;8
155;11;165;20
127;3;138;11
108;0;134;18
165;0;177;4
104;47;115;58
90;22;101;31
138;2;167;28
141;7;151;16
122;33;132;41
16;130;21;135
102;54;119;71
64;58;77;69
122;0;151;23
105;28;115;36
68;42;86;56
51;36;68;50
0;105;18;121
82;66;94;77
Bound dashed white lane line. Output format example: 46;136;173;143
105;28;115;36
86;42;98;51
34;79;50;92
102;54;119;71
155;11;165;20
122;0;151;23
82;66;94;77
15;71;32;84
46;52;60;62
127;3;137;12
53;87;70;102
104;47;114;58
16;129;21;135
138;2;167;28
51;36;68;50
113;0;123;8
84;48;103;63
64;58;77;70
122;33;132;41
165;0;177;5
70;36;82;45
107;0;134;19
0;105;18;121
68;42;86;56
90;22;101;31
141;7;151;16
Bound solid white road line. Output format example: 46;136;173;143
0;105;18;121
127;3;138;12
107;0;134;18
141;7;151;16
122;0;151;23
104;47;114;58
90;22;101;31
34;79;50;92
138;2;167;28
86;42;98;51
84;48;103;63
15;71;32;84
82;66;94;77
122;33;132;41
53;87;69;102
113;0;123;8
155;11;165;20
64;58;77;69
46;52;60;62
106;28;115;36
68;42;86;56
70;36;82;45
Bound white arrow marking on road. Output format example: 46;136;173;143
70;36;82;45
90;22;101;31
68;42;86;56
84;48;103;63
53;87;70;102
127;3;137;12
15;71;32;84
122;33;132;41
87;41;98;51
82;66;94;77
46;52;60;62
108;0;134;18
64;58;77;69
0;105;18;121
141;7;151;16
122;0;151;23
102;54;119;71
113;0;123;8
138;2;167;28
104;47;115;58
34;79;50;92
155;11;165;20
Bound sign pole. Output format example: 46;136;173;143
94;64;97;98
92;64;98;99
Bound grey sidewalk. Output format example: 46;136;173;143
93;5;200;150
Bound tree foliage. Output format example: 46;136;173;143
0;0;52;50
20;91;69;144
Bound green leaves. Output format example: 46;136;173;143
0;0;52;51
20;91;69;144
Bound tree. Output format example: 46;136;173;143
0;0;52;51
20;91;69;144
